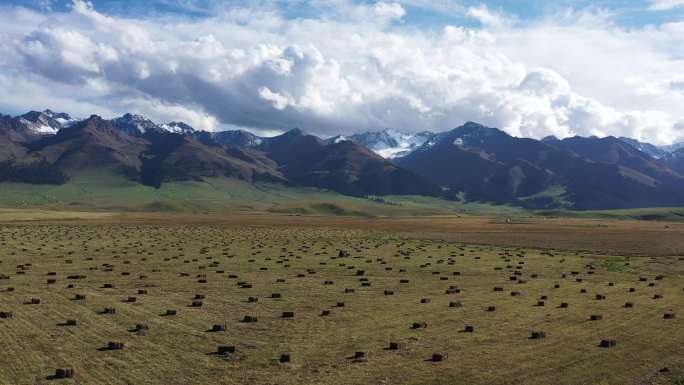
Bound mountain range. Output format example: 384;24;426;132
2;109;684;210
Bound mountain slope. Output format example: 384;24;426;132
399;122;684;209
27;115;149;176
0;115;28;161
546;136;681;182
139;129;284;188
666;149;684;175
618;137;669;159
22;116;284;188
260;129;438;196
211;130;263;147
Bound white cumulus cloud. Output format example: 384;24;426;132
0;0;683;143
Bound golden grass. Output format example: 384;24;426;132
0;215;682;384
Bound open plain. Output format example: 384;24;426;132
1;212;684;385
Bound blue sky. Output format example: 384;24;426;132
1;0;684;143
10;0;684;28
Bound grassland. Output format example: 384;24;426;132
537;207;684;222
1;213;684;385
4;172;684;227
0;171;525;217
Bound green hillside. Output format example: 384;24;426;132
0;169;523;217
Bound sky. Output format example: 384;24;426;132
1;1;684;143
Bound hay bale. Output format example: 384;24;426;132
388;342;401;350
431;353;447;362
107;342;124;350
134;324;149;331
54;369;74;379
529;331;546;339
242;315;258;323
211;324;225;332
0;311;12;319
217;345;235;355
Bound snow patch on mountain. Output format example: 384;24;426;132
348;129;434;158
662;142;684;154
17;110;76;135
110;113;160;135
618;137;668;159
160;122;195;134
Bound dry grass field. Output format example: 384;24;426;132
1;212;684;385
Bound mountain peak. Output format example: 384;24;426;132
161;121;195;134
17;109;75;135
284;127;304;136
462;121;485;128
110;113;159;135
347;129;434;159
85;114;105;122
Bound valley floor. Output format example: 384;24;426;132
0;212;683;385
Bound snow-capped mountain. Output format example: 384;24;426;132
160;122;196;135
110;113;161;135
327;135;350;144
618;137;669;159
661;142;684;154
211;130;263;147
443;122;501;148
110;114;197;136
333;129;435;158
18;110;77;135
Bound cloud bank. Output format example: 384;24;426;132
0;0;683;144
